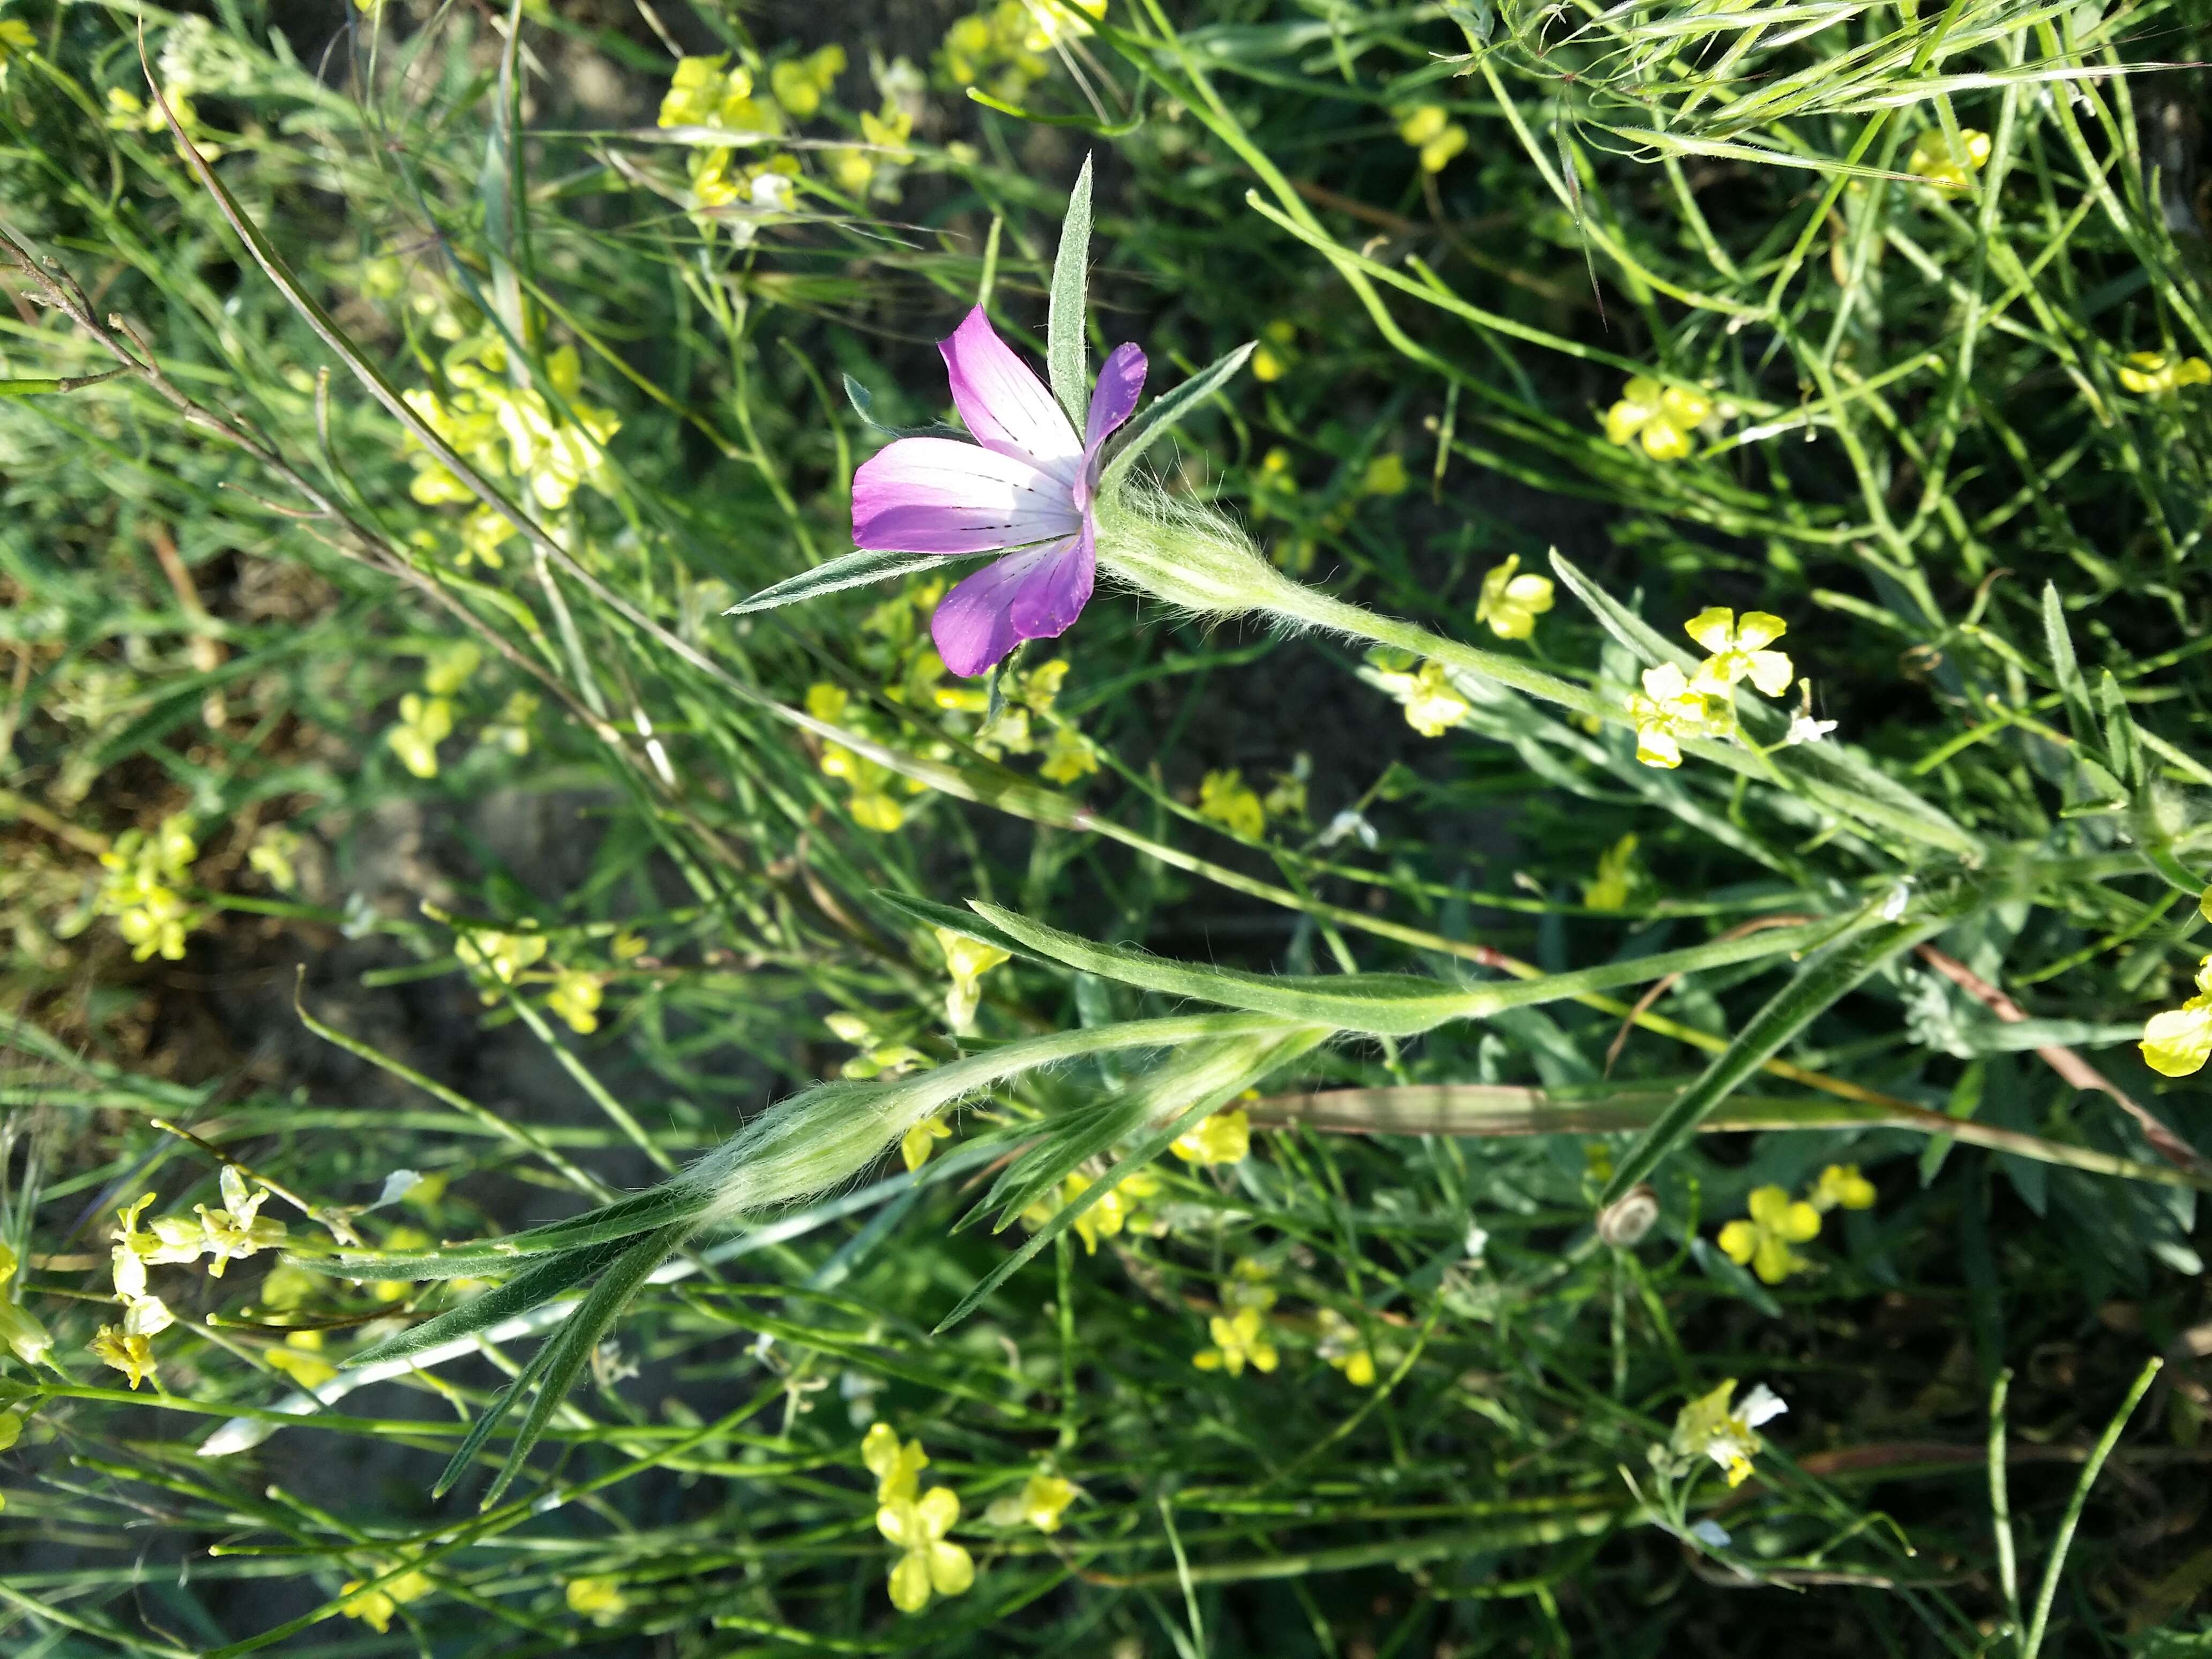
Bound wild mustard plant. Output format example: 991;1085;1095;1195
1718;1186;1822;1286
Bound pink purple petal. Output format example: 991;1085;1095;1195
939;307;1082;481
1083;343;1147;458
853;437;1085;554
1007;515;1095;640
931;523;1095;678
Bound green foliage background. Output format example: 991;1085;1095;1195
2;0;2212;1650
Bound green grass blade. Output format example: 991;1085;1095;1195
723;547;975;616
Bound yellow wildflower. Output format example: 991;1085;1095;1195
1171;1108;1250;1167
456;925;549;992
1361;452;1410;496
658;56;778;132
2142;955;2212;1077
0;16;35;89
1315;1307;1377;1387
1370;659;1471;738
96;816;201;961
1907;126;1991;191
339;1568;432;1634
1603;375;1711;461
1717;1185;1822;1284
769;44;845;118
1670;1379;1786;1487
862;1422;930;1504
879;1486;975;1614
1198;769;1266;838
935;925;1011;1031
1475;554;1555;641
565;1575;630;1623
1685;607;1793;698
1193;1307;1277;1377
91;1324;158;1389
1397;104;1467;173
547;968;604;1035
1251;321;1296;383
901;1114;952;1171
1037;724;1098;784
1063;1170;1159;1253
1625;662;1725;769
1810;1163;1876;1212
0;1297;53;1371
1019;0;1107;53
387;692;453;779
2118;351;2212;397
194;1166;287;1276
1221;1257;1278;1312
987;1468;1079;1532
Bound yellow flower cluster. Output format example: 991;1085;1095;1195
1907;126;1991;191
1582;833;1643;910
943;0;1105;101
1717;1164;1874;1284
826;1010;931;1081
1603;375;1713;461
1171;1106;1250;1167
1194;1306;1276;1376
1475;555;1555;641
1251;319;1298;383
445;914;606;1035
1022;1168;1161;1252
863;1425;976;1614
0;16;35;92
1626;607;1794;769
96;814;200;962
565;1575;630;1624
830;104;916;196
1198;768;1266;838
1669;1378;1786;1487
1398;104;1468;173
339;1565;434;1633
2118;351;2212;397
385;641;478;780
808;682;928;832
403;336;618;514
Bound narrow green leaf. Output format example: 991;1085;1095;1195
2098;670;2140;789
724;547;975;616
344;1240;630;1370
480;1224;686;1507
432;1318;565;1500
1097;343;1255;499
307;1185;709;1280
1598;913;1946;1204
1546;548;1697;674
2042;581;2097;748
1047;154;1094;427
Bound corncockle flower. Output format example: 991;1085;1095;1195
1670;1379;1787;1487
879;1486;975;1613
2141;955;2212;1076
1193;1307;1277;1376
1718;1185;1821;1284
851;307;1146;677
1686;608;1792;696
